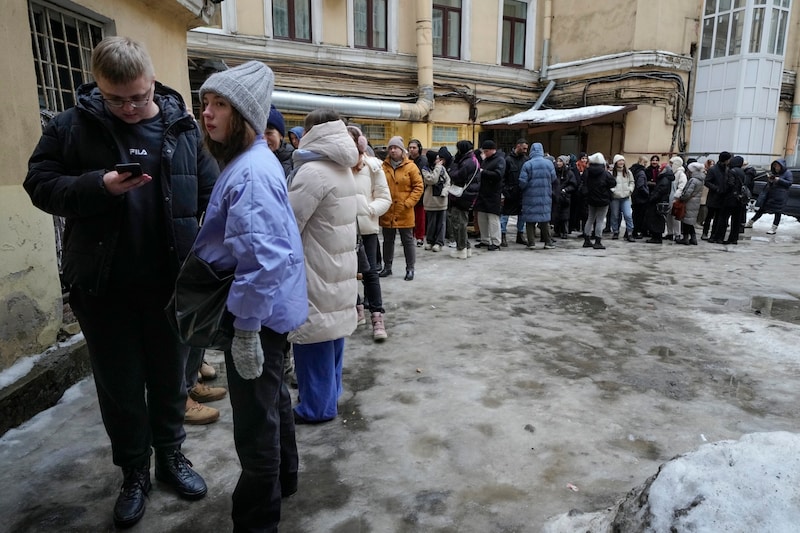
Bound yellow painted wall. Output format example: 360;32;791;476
322;0;348;45
0;0;199;370
471;1;499;64
236;0;267;37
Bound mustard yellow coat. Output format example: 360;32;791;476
379;156;423;229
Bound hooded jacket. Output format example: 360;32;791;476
25;81;219;296
192;137;307;333
519;143;556;223
670;156;687;203
758;158;793;213
629;163;650;205
380;153;424;228
679;162;706;225
448;141;481;212
274;141;294;178
583;163;617;207
288;120;360;344
354;154;392;235
502;149;530;215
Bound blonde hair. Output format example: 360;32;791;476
91;36;155;84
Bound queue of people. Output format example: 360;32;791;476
23;35;793;533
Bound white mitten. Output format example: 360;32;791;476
231;328;264;380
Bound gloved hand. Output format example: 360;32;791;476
231;328;264;380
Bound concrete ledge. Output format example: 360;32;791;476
0;338;90;436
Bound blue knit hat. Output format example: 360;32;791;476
267;104;285;136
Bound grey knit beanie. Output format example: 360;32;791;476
200;61;274;133
387;136;405;150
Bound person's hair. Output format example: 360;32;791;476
650;155;660;162
201;101;256;164
91;36;155;84
615;162;628;175
408;139;423;151
304;108;341;132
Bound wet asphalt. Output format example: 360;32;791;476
2;217;799;532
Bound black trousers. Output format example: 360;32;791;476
357;241;383;313
717;204;743;243
225;328;297;533
70;286;187;468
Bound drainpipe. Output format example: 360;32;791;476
785;73;800;160
271;0;434;120
540;0;552;79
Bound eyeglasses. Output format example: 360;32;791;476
103;84;153;109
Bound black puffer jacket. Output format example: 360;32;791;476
502;151;529;215
448;141;481;212
583;163;616;207
25;81;219;296
475;150;506;215
274;141;294;178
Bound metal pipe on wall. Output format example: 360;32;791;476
272;0;434;121
540;0;552;79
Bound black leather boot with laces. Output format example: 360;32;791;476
114;459;151;529
155;448;207;500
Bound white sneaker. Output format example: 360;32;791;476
767;225;778;235
432;244;441;252
466;247;473;258
449;248;467;259
447;241;457;248
423;243;432;250
745;218;754;228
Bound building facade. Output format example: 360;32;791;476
187;0;798;163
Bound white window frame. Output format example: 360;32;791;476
495;0;534;70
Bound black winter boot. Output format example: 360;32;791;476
114;459;151;528
500;233;508;247
582;236;593;248
516;232;528;245
592;237;605;249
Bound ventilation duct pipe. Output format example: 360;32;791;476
272;0;433;121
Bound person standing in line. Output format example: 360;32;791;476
629;156;650;239
348;125;391;341
379;136;424;280
501;138;530;246
519;142;557;250
674;161;706;245
265;104;293;177
288;109;360;423
553;155;578;239
474;140;506;251
408;139;427;247
703;151;731;241
716;155;748;245
421;147;452;251
569;152;589;236
608;154;636;242
448;140;481;259
196;61;308;531
288;126;304;149
580;152;617;249
644;164;675;244
664;156;687;240
24;36;217;528
746;158;793;235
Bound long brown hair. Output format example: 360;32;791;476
201;104;256;164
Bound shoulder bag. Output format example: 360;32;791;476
165;250;235;350
448;166;479;198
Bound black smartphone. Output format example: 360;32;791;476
115;163;143;177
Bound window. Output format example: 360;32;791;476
273;0;311;42
433;0;461;59
700;0;745;60
767;1;790;55
354;0;386;50
28;1;103;112
502;0;526;67
360;122;387;146
432;125;459;152
749;4;765;53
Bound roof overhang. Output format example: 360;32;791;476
482;104;638;134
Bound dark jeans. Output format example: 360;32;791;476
186;346;205;391
632;203;647;236
225;328;297;533
70;286;187;468
425;209;447;246
448;207;470;250
751;208;782;226
361;233;381;272
357;241;383;313
703;206;719;236
717;204;743;243
382;227;415;271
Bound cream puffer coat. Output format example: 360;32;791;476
288;120;360;345
354;154;391;235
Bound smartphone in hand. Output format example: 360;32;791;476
115;163;143;178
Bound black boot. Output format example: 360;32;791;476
592;237;605;249
582;236;593;248
378;265;392;277
624;231;635;242
114;460;151;529
500;233;508;247
516;232;528;245
155;448;207;500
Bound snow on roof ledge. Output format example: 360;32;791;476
483;104;631;126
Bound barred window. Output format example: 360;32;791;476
29;0;103;112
